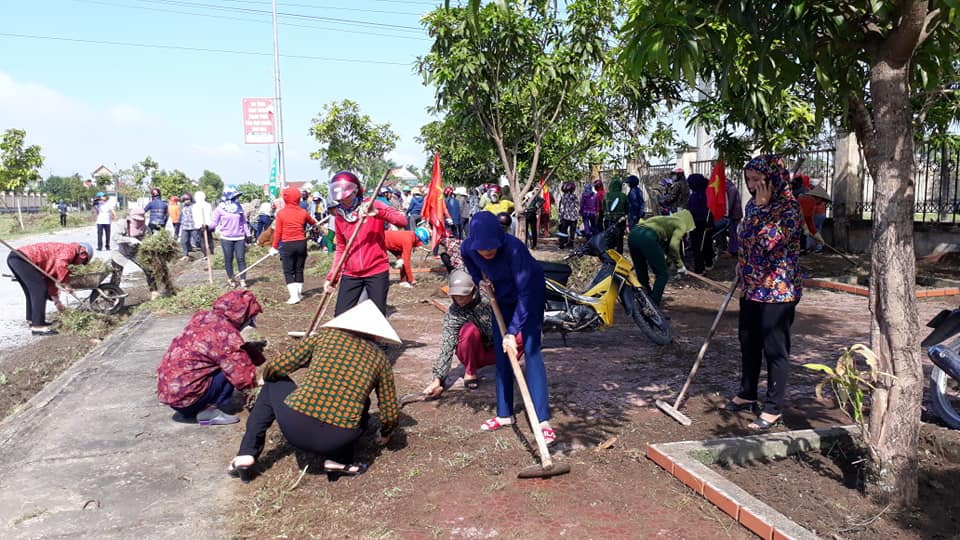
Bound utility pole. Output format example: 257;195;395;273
272;0;287;191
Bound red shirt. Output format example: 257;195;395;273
327;199;408;282
272;205;316;248
17;242;83;298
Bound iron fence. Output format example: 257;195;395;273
858;140;960;223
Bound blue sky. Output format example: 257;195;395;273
1;0;441;187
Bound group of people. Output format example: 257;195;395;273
143;153;804;483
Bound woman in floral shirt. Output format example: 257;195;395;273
725;155;802;431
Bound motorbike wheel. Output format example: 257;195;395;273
929;367;960;429
630;287;672;345
88;284;125;315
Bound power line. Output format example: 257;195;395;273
214;0;426;17
130;0;424;31
0;32;412;65
62;0;428;41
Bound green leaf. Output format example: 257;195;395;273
803;363;836;376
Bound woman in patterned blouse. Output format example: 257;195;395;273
228;300;401;482
724;155;803;431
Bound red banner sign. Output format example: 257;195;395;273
242;98;276;144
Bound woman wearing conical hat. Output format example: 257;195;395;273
228;300;401;482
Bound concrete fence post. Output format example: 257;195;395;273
833;133;863;251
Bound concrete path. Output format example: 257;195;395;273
0;313;237;539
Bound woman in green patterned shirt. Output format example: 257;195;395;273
228;300;401;482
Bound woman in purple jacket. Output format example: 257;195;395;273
211;188;249;287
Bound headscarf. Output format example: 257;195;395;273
744;154;795;200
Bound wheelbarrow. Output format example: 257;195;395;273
67;262;128;315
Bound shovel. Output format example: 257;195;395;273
228;252;273;287
486;286;570;479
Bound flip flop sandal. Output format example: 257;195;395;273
464;378;480;390
747;416;783;431
722;399;761;414
323;461;368;479
227;457;255;483
480;416;514;431
541;427;557;445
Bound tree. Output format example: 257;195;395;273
152;169;193;201
623;0;960;505
0;129;44;191
42;174;83;203
418;0;615;229
308;99;399;179
197;170;224;201
236;182;266;202
417;117;499;187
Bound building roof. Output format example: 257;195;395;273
389;167;419;181
91;165;114;178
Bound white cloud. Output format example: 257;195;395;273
108;104;146;127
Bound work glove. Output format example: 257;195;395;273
813;232;825;244
268;247;279;257
675;266;687;280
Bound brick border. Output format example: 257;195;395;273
803;278;960;297
647;426;858;539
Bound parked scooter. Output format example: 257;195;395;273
538;220;672;345
923;305;960;428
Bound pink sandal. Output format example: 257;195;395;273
480;416;514;431
541;427;556;445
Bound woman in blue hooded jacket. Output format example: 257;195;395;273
460;211;556;445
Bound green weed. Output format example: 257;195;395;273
138;284;222;315
57;309;117;338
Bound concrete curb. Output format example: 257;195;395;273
647;425;859;540
0;310;152;443
803;278;960;298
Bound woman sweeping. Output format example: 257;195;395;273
7;241;93;335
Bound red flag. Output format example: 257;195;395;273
420;152;448;247
540;178;551;214
707;159;727;222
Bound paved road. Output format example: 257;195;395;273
0;222;141;351
0;313;236;539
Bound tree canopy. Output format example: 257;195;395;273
308;99;399;181
0;129;44;192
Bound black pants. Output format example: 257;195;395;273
558;219;576;248
689;224;715;273
603;217;625;253
180;228;198;257
97;224;111;250
335;271;389;316
238;377;363;463
279;239;308;284
59;214;67;227
173;222;181;238
737;299;798;416
525;215;538;248
8;253;50;326
220;239;247;279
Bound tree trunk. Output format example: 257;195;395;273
864;58;922;507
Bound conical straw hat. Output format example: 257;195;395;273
322;299;402;344
806;184;831;201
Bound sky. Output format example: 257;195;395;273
1;0;442;188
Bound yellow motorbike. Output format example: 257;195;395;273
539;222;671;345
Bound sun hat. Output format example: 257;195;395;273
322;299;401;344
447;268;475;296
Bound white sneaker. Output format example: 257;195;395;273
394;259;404;269
398;282;413;289
150;291;161;300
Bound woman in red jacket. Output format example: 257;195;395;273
323;171;408;315
7;241;93;335
270;186;317;304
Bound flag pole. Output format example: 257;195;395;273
271;0;287;192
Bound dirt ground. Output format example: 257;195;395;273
223;244;958;539
3;240;957;538
714;423;960;539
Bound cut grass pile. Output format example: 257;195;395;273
57;309;117;338
139;284;222;315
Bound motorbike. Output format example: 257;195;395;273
923;305;960;429
537;221;672;346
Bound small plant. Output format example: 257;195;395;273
57;309;117;338
139;284;221;314
804;344;893;426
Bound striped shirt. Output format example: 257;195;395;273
261;328;399;436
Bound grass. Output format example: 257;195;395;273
1;211;93;238
211;243;269;271
137;284;223;315
57;309;117;338
305;250;334;278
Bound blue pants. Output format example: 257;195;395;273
492;297;550;422
173;370;235;418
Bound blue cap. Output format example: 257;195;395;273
78;242;94;258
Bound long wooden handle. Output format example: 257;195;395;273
201;228;213;284
0;236;84;303
304;169;392;335
487;290;553;469
230;252;273;282
672;276;740;410
684;270;729;294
